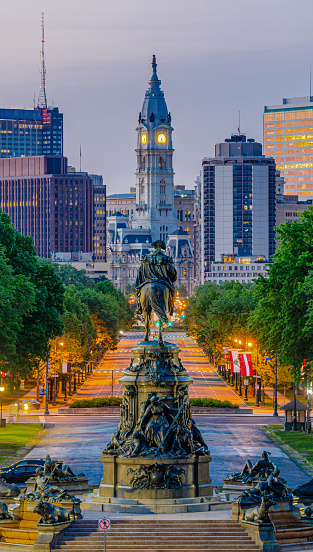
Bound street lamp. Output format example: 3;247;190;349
0;387;4;427
265;354;278;417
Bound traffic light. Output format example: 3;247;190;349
168;321;172;327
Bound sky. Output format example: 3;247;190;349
1;1;313;194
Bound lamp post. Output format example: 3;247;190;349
0;387;4;427
44;357;50;416
307;362;312;433
265;354;278;417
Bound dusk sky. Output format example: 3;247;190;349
1;1;313;194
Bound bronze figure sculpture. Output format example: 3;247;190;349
135;240;177;344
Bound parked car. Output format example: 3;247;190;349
0;459;45;483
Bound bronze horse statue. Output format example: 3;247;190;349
135;240;177;345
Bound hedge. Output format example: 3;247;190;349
69;397;122;408
69;396;237;409
189;398;238;408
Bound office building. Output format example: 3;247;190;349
0;107;63;158
205;254;268;285
90;174;106;262
200;134;276;283
264;96;313;198
0;156;93;258
276;194;312;228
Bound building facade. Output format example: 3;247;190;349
264;96;313;199
132;55;178;242
276;194;312;228
90;174;106;262
0;107;63;158
107;56;194;294
0;156;93;258
107;185;195;240
205;254;268;285
200;134;276;283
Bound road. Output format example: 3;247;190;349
24;414;310;488
21;332;308;489
72;332;251;406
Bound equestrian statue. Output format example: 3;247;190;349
135;240;177;345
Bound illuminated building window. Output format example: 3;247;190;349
296;111;306;119
275;112;284;121
264;113;274;121
285;111;296;120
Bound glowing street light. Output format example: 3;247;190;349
0;387;4;427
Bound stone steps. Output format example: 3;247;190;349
52;520;260;551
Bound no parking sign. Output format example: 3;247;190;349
98;518;111;551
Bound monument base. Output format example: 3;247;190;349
99;454;212;500
26;476;89;494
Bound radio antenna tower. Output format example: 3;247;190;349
38;10;47;109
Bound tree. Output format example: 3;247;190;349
184;281;256;362
49;288;96;372
55;264;94;288
0;211;64;375
0;248;36;365
250;208;313;383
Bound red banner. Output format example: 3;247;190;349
229;350;240;373
239;352;253;376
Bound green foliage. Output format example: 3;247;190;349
176;284;188;297
69;397;122;408
55;264;94;288
189;397;238;408
0;212;64;375
50;288;96;372
56;266;134;351
184;281;256;362
0;248;36;364
250;207;313;383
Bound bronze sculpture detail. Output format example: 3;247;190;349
135;240;177;345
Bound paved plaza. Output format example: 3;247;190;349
24;414;310;488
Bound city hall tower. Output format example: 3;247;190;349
132;56;178;242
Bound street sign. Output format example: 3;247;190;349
98;518;111;530
98;518;111;552
39;387;45;396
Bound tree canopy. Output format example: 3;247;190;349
250;208;313;383
0;211;64;375
184;281;256;362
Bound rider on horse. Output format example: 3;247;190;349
135;240;177;343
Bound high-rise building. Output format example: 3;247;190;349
264;96;313;198
90;174;106;262
0;156;93;258
132;55;178;242
200;134;276;284
0;107;63;158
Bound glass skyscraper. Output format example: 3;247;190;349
0;107;63;158
264;96;313;198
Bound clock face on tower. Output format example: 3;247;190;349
141;133;147;145
157;133;167;145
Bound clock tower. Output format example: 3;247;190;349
132;56;178;242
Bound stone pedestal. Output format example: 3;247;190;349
26;476;89;494
99;455;212;500
96;340;213;509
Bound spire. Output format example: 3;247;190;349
148;54;161;87
140;56;169;128
37;10;47;109
152;55;157;74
